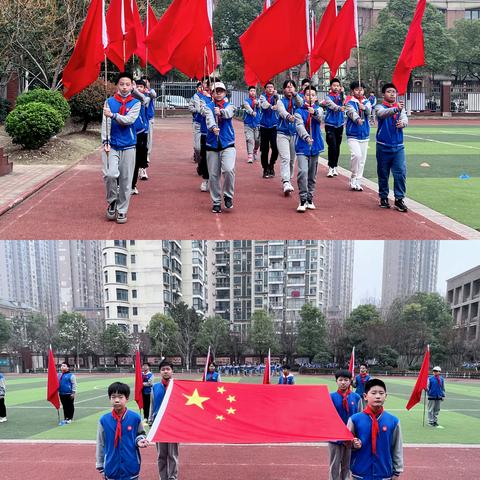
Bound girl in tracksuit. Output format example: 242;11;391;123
259;82;279;178
276;79;304;196
58;362;77;423
205;362;220;382
345;81;372;192
243;86;261;163
203;82;236;214
294;86;324;212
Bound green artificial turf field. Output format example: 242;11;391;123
1;373;479;444
337;125;480;229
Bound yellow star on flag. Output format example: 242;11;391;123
216;415;225;421
227;395;236;403
183;389;210;410
226;407;236;415
217;386;226;394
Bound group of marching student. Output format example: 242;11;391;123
189;75;410;214
101;72;157;224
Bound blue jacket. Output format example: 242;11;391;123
278;374;295;385
243;97;261;128
133;102;148;134
354;374;371;397
198;92;212;135
331;391;362;425
142;371;154;395
58;372;75;395
346;98;371;141
259;93;279;128
349;411;403;480
151;382;168;421
277;95;302;136
324;93;345;128
107;96;140;150
206;372;219;382
427;375;445;399
98;410;145;480
375;104;408;147
204;100;236;151
294;105;324;156
146;90;156;121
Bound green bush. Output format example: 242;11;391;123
0;97;11;123
69;79;116;131
5;102;64;149
16;88;70;122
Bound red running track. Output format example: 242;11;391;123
0;117;463;239
1;442;479;479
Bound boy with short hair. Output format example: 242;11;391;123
427;366;445;427
324;78;346;178
375;83;409;212
294;86;324;212
243;86;261;163
278;364;295;384
345;81;371;192
58;362;77;424
203;82;236;214
196;78;213;192
189;81;205;164
259;81;279;178
141;362;154;423
96;382;148;479
353;364;371;409
348;379;404;480
0;372;6;422
102;72;141;224
149;360;178;480
368;91;377;125
329;370;362;480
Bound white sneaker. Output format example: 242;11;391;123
283;182;294;195
306;201;316;210
350;179;357;190
200;180;209;192
247;154;253;163
140;168;149;180
0;417;7;422
355;182;364;191
297;200;307;212
333;167;339;176
131;187;139;195
65;419;72;424
327;168;334;177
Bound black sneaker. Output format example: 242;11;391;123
106;201;116;220
224;196;233;209
263;169;270;178
379;198;390;209
269;167;275;177
394;198;408;212
212;204;222;214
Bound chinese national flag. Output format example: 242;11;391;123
46;347;60;410
348;346;355;378
147;380;354;444
313;0;358;79
262;349;271;384
310;0;337;74
134;349;144;410
392;0;427;95
62;0;107;99
240;0;308;86
406;345;430;410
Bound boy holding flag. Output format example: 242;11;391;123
58;362;77;424
427;366;445;427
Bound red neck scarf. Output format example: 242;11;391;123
337;388;351;413
329;90;342;104
282;374;289;384
363;406;384;455
382;100;399;121
114;93;134;115
266;93;274;105
303;103;313;132
161;378;170;388
112;408;127;448
285;95;293;113
249;95;256;109
435;375;442;386
214;99;226;125
360;372;368;383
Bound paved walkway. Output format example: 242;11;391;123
0;117;477;240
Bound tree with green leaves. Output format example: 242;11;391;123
55;311;91;368
249;310;277;358
0;314;12;349
296;303;328;361
8;313;52;353
100;324;131;357
147;313;178;358
450;19;480;81
196;315;230;357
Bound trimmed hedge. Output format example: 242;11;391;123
16;88;70;122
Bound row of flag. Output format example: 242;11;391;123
63;0;427;100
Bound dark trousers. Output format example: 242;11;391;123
60;394;75;420
325;124;344;168
132;131;149;188
142;392;151;420
260;126;278;171
376;143;406;199
0;397;6;417
197;134;209;179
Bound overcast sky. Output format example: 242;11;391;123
352;240;480;307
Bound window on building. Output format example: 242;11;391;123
465;9;480;20
115;270;128;284
105;289;109;301
103;252;107;266
133;324;139;333
131;272;137;281
114;240;127;248
130;240;136;245
104;271;108;283
116;288;128;301
115;252;127;266
106;306;110;318
131;254;136;264
117;306;129;318
133;307;138;316
132;289;137;299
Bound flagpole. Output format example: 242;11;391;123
422;389;427;427
145;0;149;76
354;0;361;86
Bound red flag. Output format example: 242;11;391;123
263;0;271;12
310;0;337;74
313;0;358;79
46;347;60;410
147;380;354;444
131;0;147;67
392;0;427;95
406;345;430;410
240;0;308;86
143;3;158;36
348;346;355;378
202;346;211;382
263;349;271;384
134;349;144;410
62;0;107;99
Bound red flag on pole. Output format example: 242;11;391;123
240;0;308;86
263;349;271;384
147;380;354;444
46;346;60;410
313;0;358;79
348;346;355;378
134;349;144;410
202;346;211;382
131;0;147;67
310;0;337;74
392;0;427;95
406;345;430;410
263;0;271;12
62;0;108;99
143;3;158;36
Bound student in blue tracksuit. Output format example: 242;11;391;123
294;86;324;213
149;360;178;480
348;379;404;480
427;366;445;427
188;82;204;163
58;362;77;423
353;365;371;409
139;76;157;178
278;365;295;384
259;81;279;178
196;78;213;192
345;81;372;192
323;78;346;178
96;382;148;480
102;72;141;224
375;83;409;212
243;86;261;163
205;362;220;382
368;91;377;125
203;81;236;214
141;362;154;422
329;370;362;480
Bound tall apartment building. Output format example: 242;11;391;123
446;265;480;341
381;240;439;308
0;240;60;322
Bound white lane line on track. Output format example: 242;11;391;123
404;134;480;151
